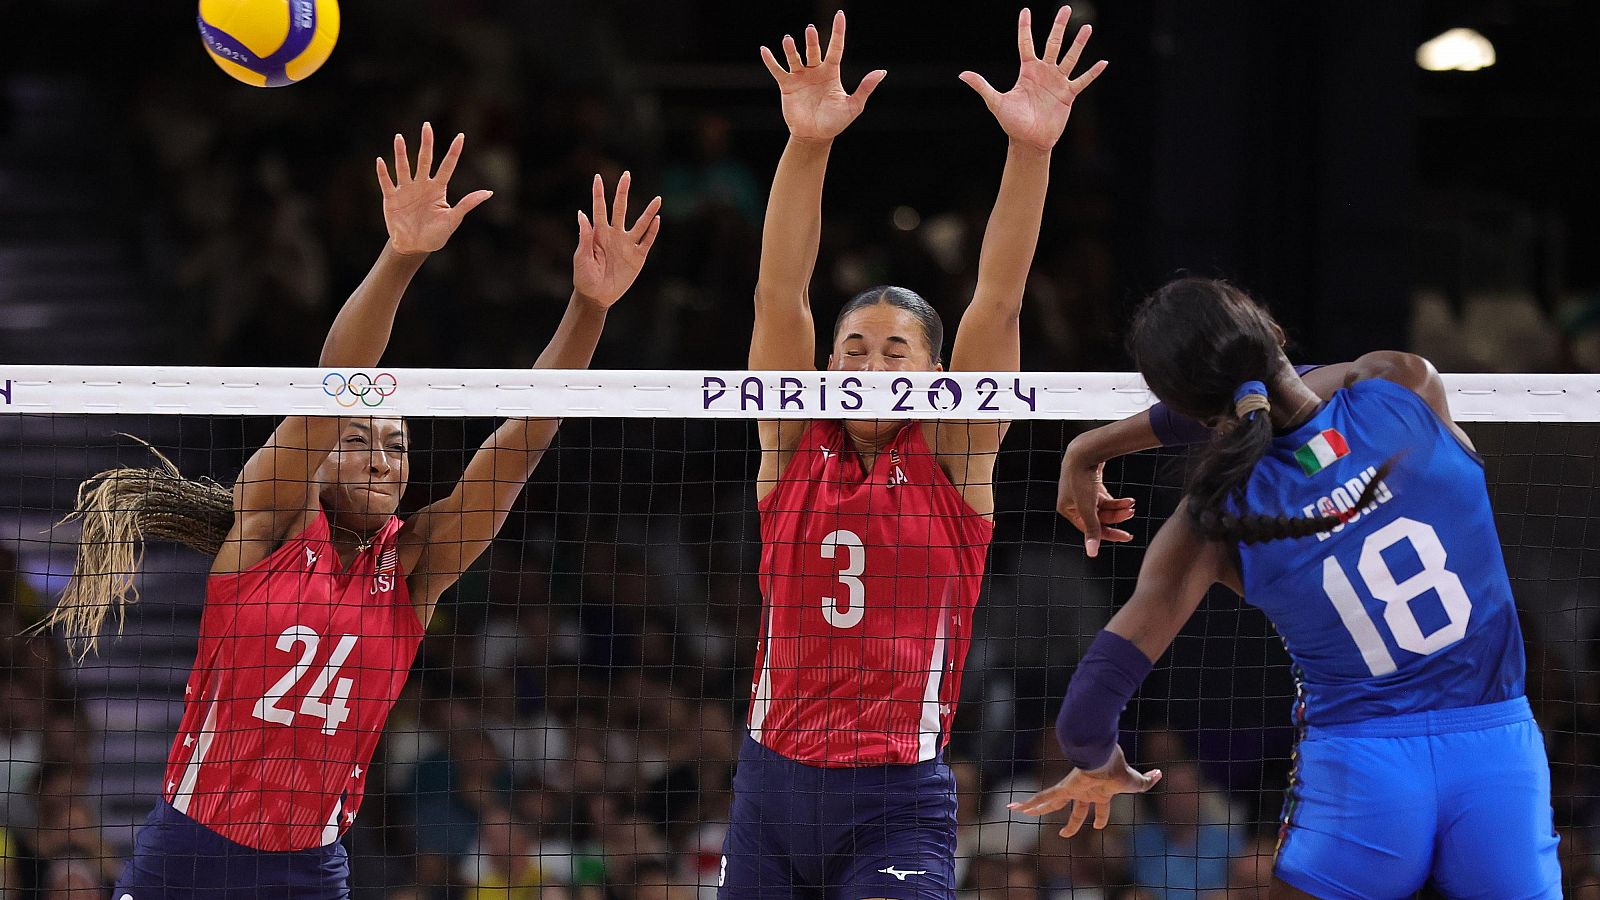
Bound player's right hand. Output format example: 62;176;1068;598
573;171;663;309
377;122;494;256
1057;443;1136;558
1008;745;1162;838
760;11;886;143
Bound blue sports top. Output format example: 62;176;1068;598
1234;378;1525;726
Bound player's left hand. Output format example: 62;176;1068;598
573;171;663;309
377;122;495;256
959;7;1108;153
1008;745;1161;838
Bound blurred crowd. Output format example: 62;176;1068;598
122;5;1123;375
9;519;1600;899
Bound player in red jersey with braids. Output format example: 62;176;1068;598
720;9;1106;899
45;125;662;898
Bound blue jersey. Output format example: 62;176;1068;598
1235;377;1525;727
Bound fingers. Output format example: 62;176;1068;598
393;133;412;185
850;69;888;111
823;10;846;65
590;173;609;230
1073;478;1104;557
375;156;396;198
452;189;493;221
1093;798;1111;831
759;45;787;81
1007;787;1068;816
958;71;1001;111
1135;768;1163;792
782;34;804;72
1016;7;1036;61
611;171;631;231
1043;5;1071;65
1062;799;1091;838
629;195;663;240
1059;21;1089;73
576;210;593;250
804;22;822;67
1070;58;1109;92
637;213;662;255
416;122;434;180
434;132;466;184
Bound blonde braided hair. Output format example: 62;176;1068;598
39;437;234;660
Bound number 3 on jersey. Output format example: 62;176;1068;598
821;529;866;629
1321;517;1473;677
250;625;358;735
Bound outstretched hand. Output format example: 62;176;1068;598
573;171;662;309
377;122;494;256
760;11;887;143
1008;745;1162;838
960;7;1108;152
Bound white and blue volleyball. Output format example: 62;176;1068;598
197;0;340;88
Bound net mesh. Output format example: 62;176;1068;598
1;369;1597;898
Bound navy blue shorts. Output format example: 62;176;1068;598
113;800;349;900
719;735;957;900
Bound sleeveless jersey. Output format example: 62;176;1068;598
753;420;994;766
163;511;424;851
1235;378;1525;727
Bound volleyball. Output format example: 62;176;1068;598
197;0;339;88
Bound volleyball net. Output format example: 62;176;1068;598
1;366;1596;897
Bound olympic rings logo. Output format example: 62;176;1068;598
323;372;398;408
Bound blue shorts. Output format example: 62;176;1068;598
1276;696;1560;899
113;800;349;900
719;735;957;900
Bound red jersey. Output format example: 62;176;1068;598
164;511;423;851
753;420;994;766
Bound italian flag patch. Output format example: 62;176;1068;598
1294;428;1350;476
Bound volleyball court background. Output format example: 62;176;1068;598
5;0;1600;896
0;370;1596;897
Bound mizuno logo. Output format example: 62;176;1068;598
820;446;835;460
305;547;319;567
878;866;927;881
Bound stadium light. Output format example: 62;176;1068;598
1416;27;1496;72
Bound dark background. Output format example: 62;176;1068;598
2;2;1599;898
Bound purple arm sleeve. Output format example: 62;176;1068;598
1055;630;1155;771
1147;363;1325;447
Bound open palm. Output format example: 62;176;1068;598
960;7;1108;152
377;123;494;256
760;11;886;142
573;171;662;309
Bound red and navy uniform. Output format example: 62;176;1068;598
722;419;993;900
115;512;423;897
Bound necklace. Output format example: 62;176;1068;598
328;520;374;554
1285;393;1323;430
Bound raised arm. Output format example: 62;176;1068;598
751;10;885;378
218;124;492;574
1057;354;1461;556
948;6;1106;376
401;174;661;625
322;124;493;365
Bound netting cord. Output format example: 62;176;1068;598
34;435;233;660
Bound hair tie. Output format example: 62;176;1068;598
1233;380;1270;421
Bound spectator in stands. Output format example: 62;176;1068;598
1126;758;1243;898
459;804;548;900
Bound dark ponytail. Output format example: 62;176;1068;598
1130;278;1391;545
